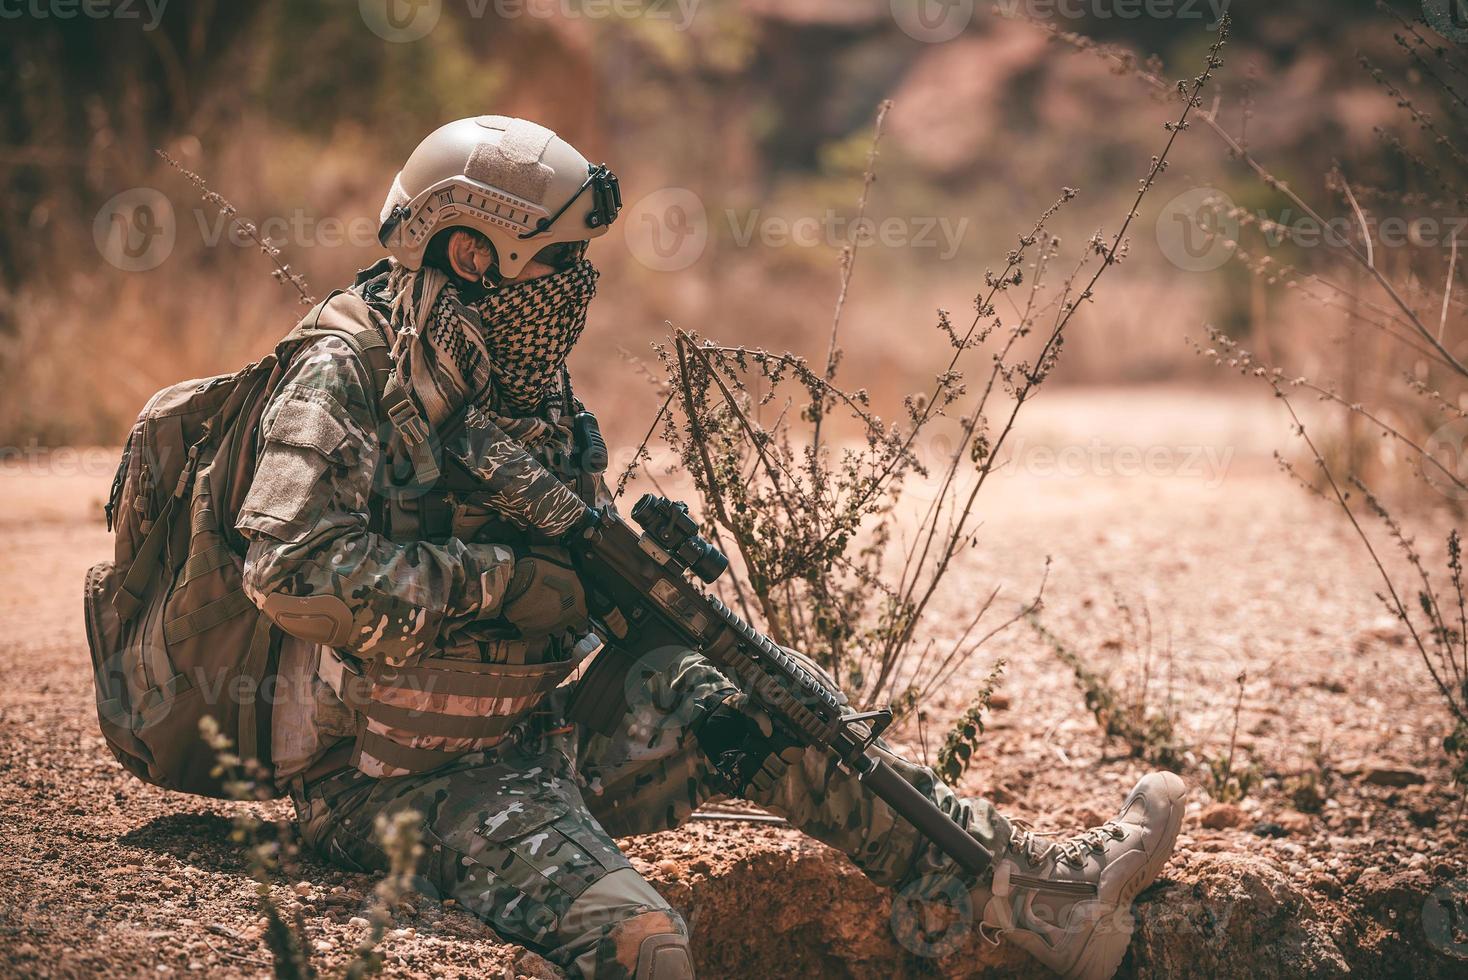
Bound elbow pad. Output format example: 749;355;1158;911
261;592;354;647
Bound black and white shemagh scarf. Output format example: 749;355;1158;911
377;259;599;443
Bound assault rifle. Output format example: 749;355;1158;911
455;420;995;877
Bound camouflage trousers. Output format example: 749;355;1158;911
290;649;1011;977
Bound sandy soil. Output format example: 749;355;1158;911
2;387;1465;978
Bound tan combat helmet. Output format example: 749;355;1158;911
377;115;620;278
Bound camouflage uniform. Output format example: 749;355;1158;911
242;301;1011;977
289;651;1010;976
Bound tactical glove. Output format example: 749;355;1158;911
501;545;589;637
693;688;803;797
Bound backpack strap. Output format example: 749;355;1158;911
112;444;201;621
113;358;279;622
285;290;441;487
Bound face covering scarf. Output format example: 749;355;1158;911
376;258;598;444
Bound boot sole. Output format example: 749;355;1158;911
1063;771;1188;980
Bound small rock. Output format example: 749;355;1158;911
988;692;1011;710
1200;803;1248;830
1343;760;1427;787
1408;803;1438;828
655;859;680;877
348;916;370;928
1252;821;1288;839
292;881;313;897
311;939;334;953
1308;872;1342;898
1274;810;1313;834
513;950;562;980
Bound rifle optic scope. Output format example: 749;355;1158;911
631;494;729;584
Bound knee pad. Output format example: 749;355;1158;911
561;871;693;978
635;929;694;980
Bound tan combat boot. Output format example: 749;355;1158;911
981;771;1186;980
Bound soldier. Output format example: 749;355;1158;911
239;115;1187;980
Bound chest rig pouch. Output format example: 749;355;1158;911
349;361;609;778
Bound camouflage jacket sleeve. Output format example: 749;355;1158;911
238;336;516;664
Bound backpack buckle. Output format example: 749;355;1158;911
384;395;441;487
386;397;430;446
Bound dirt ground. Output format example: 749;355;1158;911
2;386;1466;978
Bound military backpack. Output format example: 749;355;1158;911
83;291;424;798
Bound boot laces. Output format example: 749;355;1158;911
1054;822;1126;867
1005;818;1056;865
1007;818;1126;868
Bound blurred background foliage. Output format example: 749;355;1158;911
0;0;1455;448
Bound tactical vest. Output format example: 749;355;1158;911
297;288;605;779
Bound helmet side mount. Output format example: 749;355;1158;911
518;163;622;240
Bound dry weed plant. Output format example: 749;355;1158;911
200;718;422;978
200;715;314;978
1028;612;1188;771
1041;3;1468;786
933;659;1008;784
1204;670;1260;804
1189;6;1468;786
158;149;316;306
619;23;1230;750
